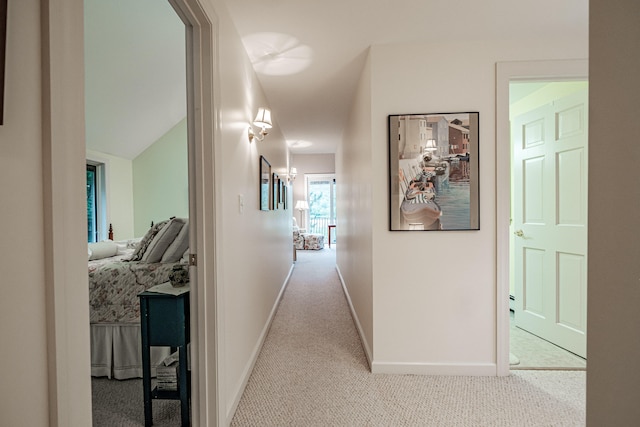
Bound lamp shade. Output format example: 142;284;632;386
294;200;309;211
253;108;273;129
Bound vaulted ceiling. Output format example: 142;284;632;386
84;0;185;160
85;0;588;158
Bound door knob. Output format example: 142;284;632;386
514;229;524;237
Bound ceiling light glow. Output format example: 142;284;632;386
242;32;313;76
287;140;313;148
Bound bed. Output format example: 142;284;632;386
88;217;190;379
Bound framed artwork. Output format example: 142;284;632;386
388;112;479;231
279;180;287;209
281;182;287;209
272;172;279;210
260;156;271;211
0;0;7;125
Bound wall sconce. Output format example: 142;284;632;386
248;107;273;142
288;167;297;183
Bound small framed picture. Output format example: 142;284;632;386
259;156;271;211
272;173;279;210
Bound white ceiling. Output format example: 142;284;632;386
225;0;587;154
85;0;588;158
85;0;186;159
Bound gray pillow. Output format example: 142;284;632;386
141;218;187;263
129;220;169;261
161;220;189;263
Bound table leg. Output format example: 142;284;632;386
179;345;189;426
141;303;153;427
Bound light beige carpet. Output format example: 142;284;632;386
510;316;586;370
231;248;585;426
92;377;181;426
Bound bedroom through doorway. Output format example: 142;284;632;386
84;0;192;424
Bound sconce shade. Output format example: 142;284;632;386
287;167;297;183
253;108;273;129
294;200;309;211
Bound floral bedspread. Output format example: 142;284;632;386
88;259;177;324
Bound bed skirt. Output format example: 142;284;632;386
90;323;170;380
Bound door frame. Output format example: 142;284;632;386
44;0;221;425
496;59;588;376
169;0;221;424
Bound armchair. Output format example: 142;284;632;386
293;217;324;250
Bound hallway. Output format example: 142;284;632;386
230;248;585;426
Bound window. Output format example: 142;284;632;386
87;164;98;242
86;161;107;242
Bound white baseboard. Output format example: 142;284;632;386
335;265;373;369
226;263;295;423
371;362;497;376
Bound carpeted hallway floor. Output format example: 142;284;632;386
230;247;585;426
92;246;586;426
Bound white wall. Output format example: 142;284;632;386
338;37;588;374
87;118;189;240
132;118;188;236
587;0;640;423
210;0;294;422
86;149;135;239
0;1;50;425
336;52;375;363
0;1;294;425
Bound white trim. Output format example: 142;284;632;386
168;0;220;425
371;362;497;376
335;265;373;369
495;59;588;377
43;1;93;425
225;264;295;424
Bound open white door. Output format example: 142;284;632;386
512;88;588;358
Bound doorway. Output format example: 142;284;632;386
85;0;192;424
305;174;337;243
44;0;219;424
496;59;588;376
44;0;219;425
509;81;588;369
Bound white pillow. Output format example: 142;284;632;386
114;240;128;255
88;240;119;260
126;237;142;249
